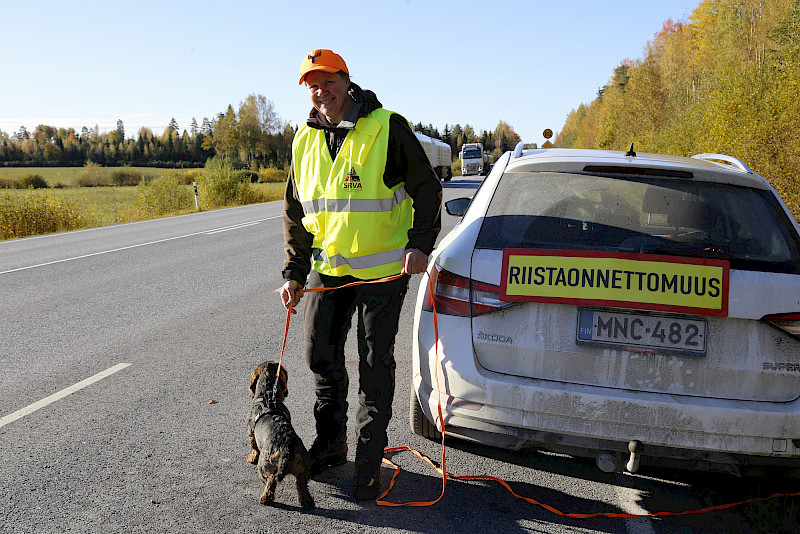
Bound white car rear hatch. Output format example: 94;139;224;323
467;161;800;403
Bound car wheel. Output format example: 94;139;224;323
409;389;442;440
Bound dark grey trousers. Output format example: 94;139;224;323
303;271;409;473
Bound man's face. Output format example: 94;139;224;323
305;71;352;124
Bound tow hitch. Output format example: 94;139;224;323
595;440;644;473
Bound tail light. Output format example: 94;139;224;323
763;313;800;340
422;265;513;317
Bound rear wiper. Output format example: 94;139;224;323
618;235;734;260
641;246;734;261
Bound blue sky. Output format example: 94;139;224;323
0;0;698;146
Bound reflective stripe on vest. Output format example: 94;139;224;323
312;246;406;270
300;187;411;216
292;108;413;279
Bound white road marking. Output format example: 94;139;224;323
615;473;657;534
204;221;261;234
0;216;279;275
0;363;132;429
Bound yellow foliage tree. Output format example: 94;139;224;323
556;0;800;219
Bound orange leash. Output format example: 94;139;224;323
278;272;800;517
277;273;406;399
376;270;448;507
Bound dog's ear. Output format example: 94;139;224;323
278;367;289;397
249;367;261;397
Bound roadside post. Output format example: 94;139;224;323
193;181;199;211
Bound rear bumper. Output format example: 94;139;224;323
412;310;800;470
414;379;800;473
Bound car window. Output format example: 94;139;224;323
476;171;800;273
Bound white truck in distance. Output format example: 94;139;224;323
414;132;453;182
460;142;492;176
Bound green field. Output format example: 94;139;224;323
0;166;166;188
3;186;157;227
0;167;285;239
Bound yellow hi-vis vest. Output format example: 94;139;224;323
292;108;413;279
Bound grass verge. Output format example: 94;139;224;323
0;182;284;240
0;166;165;188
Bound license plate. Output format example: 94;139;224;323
576;308;707;357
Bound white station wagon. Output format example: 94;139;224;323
411;145;800;475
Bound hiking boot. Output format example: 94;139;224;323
352;466;381;501
309;434;348;477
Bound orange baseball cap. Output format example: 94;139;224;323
299;49;349;85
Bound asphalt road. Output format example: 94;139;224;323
1;176;757;533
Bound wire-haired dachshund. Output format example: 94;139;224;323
247;361;314;509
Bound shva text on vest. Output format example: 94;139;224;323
344;168;363;190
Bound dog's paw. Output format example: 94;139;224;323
259;489;276;506
299;493;315;510
247;450;259;464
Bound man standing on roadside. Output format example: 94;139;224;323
280;48;442;500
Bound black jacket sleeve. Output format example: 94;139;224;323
281;164;313;285
385;114;443;255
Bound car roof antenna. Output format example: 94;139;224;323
625;143;637;157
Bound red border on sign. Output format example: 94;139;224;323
500;249;729;317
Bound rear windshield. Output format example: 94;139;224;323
476;171;800;274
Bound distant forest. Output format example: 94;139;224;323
0;95;521;170
556;0;800;216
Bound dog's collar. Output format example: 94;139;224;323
252;394;289;427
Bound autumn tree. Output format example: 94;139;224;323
492;121;517;154
551;0;800;219
14;126;29;141
237;94;281;168
211;105;239;160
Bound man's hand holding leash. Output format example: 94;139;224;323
281;280;304;313
402;248;428;275
281;248;427;312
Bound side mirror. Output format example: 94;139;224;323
445;197;472;217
